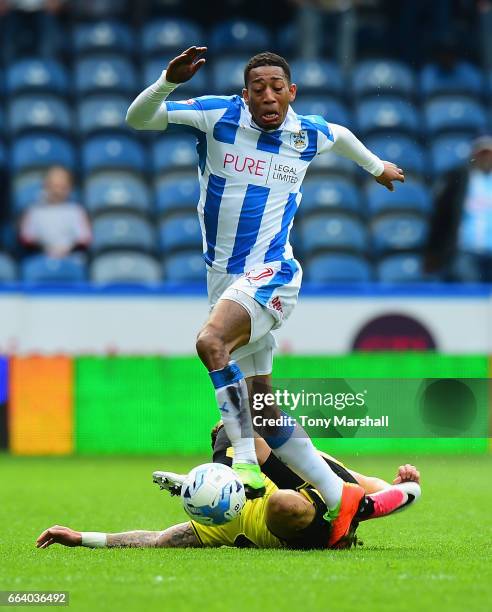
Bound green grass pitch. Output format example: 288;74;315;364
1;453;491;612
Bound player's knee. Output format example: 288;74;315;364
196;325;226;365
266;490;313;537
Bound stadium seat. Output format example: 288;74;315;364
210;20;269;54
21;254;87;283
365;135;427;176
293;96;351;128
299;213;368;255
300;177;364;217
141;19;204;56
8;95;71;134
91;251;161;284
5;59;69;95
305;253;372;283
213;57;249;94
73;21;135;55
290;60;343;96
158;213;202;253
371;214;429;253
155;176;200;216
81;135;147;174
377;253;425;282
152;135;198;174
162;251;205;282
430;134;472;175
424;96;487;136
420;62;484;98
356;97;420;136
84;172;151;214
12;133;76;172
308;148;358;178
144;58;207;95
74;55;137;95
352;60;416;98
366;179;432;216
91;213;156;253
77;95;129;134
0;252;17;282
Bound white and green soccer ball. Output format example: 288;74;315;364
181;463;246;526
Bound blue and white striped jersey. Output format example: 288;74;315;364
166;94;340;274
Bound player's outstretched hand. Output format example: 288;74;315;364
166;46;207;84
36;525;82;548
393;464;420;485
375;161;405;191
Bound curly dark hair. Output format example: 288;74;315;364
243;52;291;87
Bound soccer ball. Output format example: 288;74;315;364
181;463;246;526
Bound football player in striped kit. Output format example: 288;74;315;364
126;46;404;547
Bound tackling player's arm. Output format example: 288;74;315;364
125;45;207;130
36;523;202;549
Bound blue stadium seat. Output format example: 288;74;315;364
0;252;17;282
92;213;156;253
141;19;204;56
91;251;161;284
21;254;87;283
163;251;205;282
371;214;429;253
420;62;484;98
308;148;358;178
293;96;351;128
144;58;207;95
5;59;69;95
300;177;364;217
356;97;420;136
431;134;472;175
8;95;71;134
85;172;151;214
78;95;128;134
351;60;416;98
377;253;425;283
152;135;198;174
299;213;368;255
210;20;269;54
158;213;202;252
305;253;372;283
73;21;135;55
424;96;487;136
81;135;146;174
74;55;137;95
12;134;76;172
12;171;43;214
366;180;432;216
290;60;343;96
365;135;427;175
155;176;200;216
213;58;249;94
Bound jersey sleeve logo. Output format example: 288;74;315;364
290;130;308;152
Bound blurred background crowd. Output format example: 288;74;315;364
1;0;492;284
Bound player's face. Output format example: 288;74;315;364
243;66;296;130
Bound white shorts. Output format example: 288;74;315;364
207;260;302;378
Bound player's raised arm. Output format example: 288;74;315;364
327;124;405;191
125;46;207;131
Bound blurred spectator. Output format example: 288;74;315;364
20;166;91;259
426;136;492;282
0;0;67;62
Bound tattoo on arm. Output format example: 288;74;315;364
106;531;162;548
156;522;202;548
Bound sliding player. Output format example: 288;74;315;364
126;46;405;547
36;435;420;550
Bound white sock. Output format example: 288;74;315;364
209;361;257;465
270;422;343;509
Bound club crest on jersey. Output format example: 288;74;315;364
291;130;308;152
